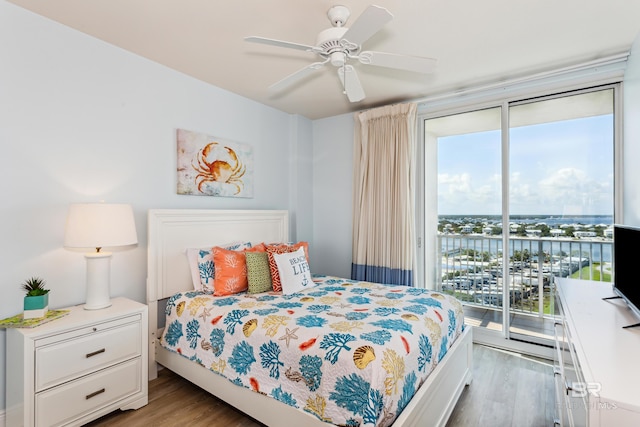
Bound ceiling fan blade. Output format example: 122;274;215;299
269;61;328;93
245;36;319;53
358;51;437;74
341;5;393;46
337;65;365;102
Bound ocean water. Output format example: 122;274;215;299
440;214;613;227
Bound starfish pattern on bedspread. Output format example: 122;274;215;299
160;275;465;427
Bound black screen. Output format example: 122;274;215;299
613;224;640;315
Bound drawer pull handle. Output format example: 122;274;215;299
86;348;105;358
86;388;105;400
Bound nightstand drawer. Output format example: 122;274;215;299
35;358;142;427
35;320;141;391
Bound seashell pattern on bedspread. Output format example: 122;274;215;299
160;274;465;427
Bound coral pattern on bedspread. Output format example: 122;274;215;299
160;275;465;427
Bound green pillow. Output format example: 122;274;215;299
246;251;272;293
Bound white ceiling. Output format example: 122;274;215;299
8;0;640;120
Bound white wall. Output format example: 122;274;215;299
312;113;355;278
624;31;640;225
289;115;314;246
0;1;312;415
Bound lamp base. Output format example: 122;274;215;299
84;252;112;310
85;302;112;311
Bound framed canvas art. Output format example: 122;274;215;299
177;128;254;198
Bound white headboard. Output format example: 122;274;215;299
147;209;289;302
146;209;289;378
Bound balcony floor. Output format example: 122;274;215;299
463;305;556;342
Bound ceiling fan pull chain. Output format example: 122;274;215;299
343;53;347;94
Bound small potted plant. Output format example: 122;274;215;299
22;277;49;319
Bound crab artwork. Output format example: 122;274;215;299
176;128;253;198
192;142;246;195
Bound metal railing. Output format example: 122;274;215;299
438;233;612;318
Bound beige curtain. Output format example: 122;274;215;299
352;102;417;286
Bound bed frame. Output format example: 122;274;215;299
146;209;473;427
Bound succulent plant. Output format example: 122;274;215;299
21;277;49;296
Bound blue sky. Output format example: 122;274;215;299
437;115;614;216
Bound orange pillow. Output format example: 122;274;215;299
212;244;266;296
266;242;309;292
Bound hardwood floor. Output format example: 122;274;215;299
446;344;556;427
86;344;554;427
85;370;265;427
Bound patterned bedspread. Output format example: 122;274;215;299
160;275;465;427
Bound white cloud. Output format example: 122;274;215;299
438;172;501;213
510;167;612;214
439;167;611;215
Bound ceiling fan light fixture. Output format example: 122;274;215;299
330;51;346;67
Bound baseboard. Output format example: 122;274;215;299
471;325;554;360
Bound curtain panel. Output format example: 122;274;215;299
351;102;417;286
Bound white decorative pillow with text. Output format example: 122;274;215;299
273;247;314;295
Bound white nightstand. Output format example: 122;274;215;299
6;297;148;427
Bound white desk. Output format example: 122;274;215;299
555;279;640;426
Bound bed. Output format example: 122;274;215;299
147;209;472;427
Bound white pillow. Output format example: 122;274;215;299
185;241;252;292
186;247;205;291
273;247;314;295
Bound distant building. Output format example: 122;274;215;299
525;228;542;237
574;231;596;238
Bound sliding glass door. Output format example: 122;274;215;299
422;85;617;350
507;89;614;343
425;107;504;335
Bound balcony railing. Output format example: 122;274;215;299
438;233;612;318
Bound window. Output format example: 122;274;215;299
419;84;620;349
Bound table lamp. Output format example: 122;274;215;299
64;203;138;310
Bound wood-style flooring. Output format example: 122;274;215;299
86;344;555;427
445;344;555;427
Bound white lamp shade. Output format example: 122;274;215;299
64;203;138;250
64;203;137;310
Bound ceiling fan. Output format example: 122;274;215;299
245;4;437;103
